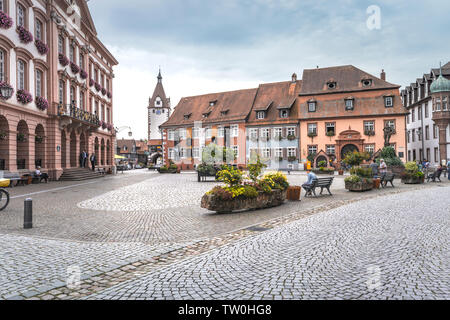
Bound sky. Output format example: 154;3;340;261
87;0;450;140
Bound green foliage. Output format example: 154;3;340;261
350;166;373;178
318;160;327;168
159;166;168;173
217;167;243;187
225;185;259;199
405;161;419;172
345;175;362;183
207;186;233;200
377;147;404;166
248;155;267;182
402;161;424;179
342;151;370;166
197;163;217;175
287;134;296;141
307;153;316;163
262;172;289;191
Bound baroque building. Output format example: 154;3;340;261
0;0;118;179
402;62;450;165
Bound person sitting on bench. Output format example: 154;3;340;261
35;166;49;183
302;169;317;189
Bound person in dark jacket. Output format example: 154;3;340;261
90;153;96;171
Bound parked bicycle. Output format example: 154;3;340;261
0;179;11;211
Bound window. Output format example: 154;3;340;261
17;60;25;90
0;49;5;82
307;123;317;134
168;130;175;141
384;120;395;130
106;108;110;123
256;111;265;119
362;79;372;87
0;0;4;11
192;127;200;139
106;78;110;91
273;127;282;138
209;101;217;107
345;99;354;111
205;127;211;139
274;148;283;157
58;36;64;54
419;149;423;161
327;82;336;89
411;108;415;122
70;86;75;105
308;101;316;112
288;148;297;157
413;149;416;161
180;148;188;159
58;79;64;104
260;128;270;139
231;125;239;137
217;126;225;137
426;148;430;162
193;147;200;159
308;145;317;155
418;106;422;120
17;4;25;27
80;91;85;110
364;121;375;132
364;144;375;154
101;104;105;121
325;122;335;134
425;125;429;140
412;129;415;142
434;148;439;163
407;130;410;143
417;128;422;141
408;150;411;161
69;45;75;63
384;96;393;108
79;53;84;69
326;145;335;155
232;146;238;158
435;97;441;111
287;127;296;137
249;128;258;140
168;148;175;160
35;19;43;41
279;109;288;118
424;104;429;118
444;97;448;111
35;69;42;97
262;148;270;158
179;128;187;140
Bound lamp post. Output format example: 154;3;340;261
113;126;132;174
0;85;14;100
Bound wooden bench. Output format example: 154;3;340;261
3;172;27;187
380;173;395;188
303;177;334;197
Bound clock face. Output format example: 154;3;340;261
156;110;161;115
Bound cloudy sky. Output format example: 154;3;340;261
87;0;450;139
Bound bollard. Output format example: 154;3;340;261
24;198;32;229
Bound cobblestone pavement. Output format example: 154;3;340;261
83;186;449;300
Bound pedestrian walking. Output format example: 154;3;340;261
82;150;87;168
379;159;387;177
90;153;96;171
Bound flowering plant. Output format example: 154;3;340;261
35;96;49;111
95;82;101;92
58;53;69;66
0;10;13;29
89;79;94;87
107;91;112;99
0;81;14;100
17;90;33;104
101;88;106;95
35;39;49;55
102;121;107;129
107;123;113;131
98;120;104;128
80;69;88;79
70;62;80;74
17;26;33;44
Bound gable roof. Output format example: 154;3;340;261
161;88;258;127
300;65;400;95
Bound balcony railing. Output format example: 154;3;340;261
58;104;100;127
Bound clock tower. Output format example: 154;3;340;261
148;69;171;141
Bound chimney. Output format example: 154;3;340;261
381;69;386;81
291;73;297;82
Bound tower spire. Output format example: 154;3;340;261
157;67;162;83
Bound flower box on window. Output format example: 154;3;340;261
35;135;44;144
35;96;48;111
0;130;8;140
101;88;106;95
58;53;69;66
17;133;27;142
0;11;13;29
89;79;94;87
107;123;113;131
70;62;80;74
95;82;101;92
16;26;33;44
288;156;297;162
80;69;88;79
101;122;107;129
287;134;296;141
326;131;335;137
364;130;375;136
107;91;112;99
0;82;14;100
35;39;49;55
17;90;33;105
307;132;317;138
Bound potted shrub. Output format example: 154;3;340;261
307;132;317;138
58;53;69;66
287;134;296;141
288;156;297;162
70;62;80;74
35;135;44;143
107;91;112;99
17;26;33;44
401;162;425;184
89;79;95;87
377;146;404;175
17;90;33;104
343;152;373;192
35;96;49;111
80;69;88;79
95;82;101;92
364;130;375;136
35;39;49;55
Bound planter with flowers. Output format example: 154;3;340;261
401;162;425;184
107;92;112;99
343;152;373;192
17;90;33;105
35;39;49;55
107;123;113;131
70;62;80;74
101;88;107;96
0;82;14;100
35;96;48;111
0;130;8;141
287;134;296;141
95;82;101;92
16;26;33;44
89;79;94;87
58;53;69;67
0;10;13;29
80;69;88;79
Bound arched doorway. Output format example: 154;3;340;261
79;132;87;168
16;120;29;170
150;153;163;165
315;155;328;168
94;137;99;165
341;144;359;159
70;131;77;167
35;124;45;168
100;138;105;165
106;140;111;165
61;131;67;168
0;116;9;170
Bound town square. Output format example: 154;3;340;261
0;0;449;304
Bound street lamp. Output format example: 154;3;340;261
0;85;14;100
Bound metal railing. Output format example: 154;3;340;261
57;104;100;126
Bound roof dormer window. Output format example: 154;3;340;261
345;98;354;111
209;100;217;107
327;81;337;89
221;109;229;116
308;100;316;112
202;111;211;119
279;109;289;118
256;111;265;119
183;113;191;120
362;79;372;87
384;96;394;108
